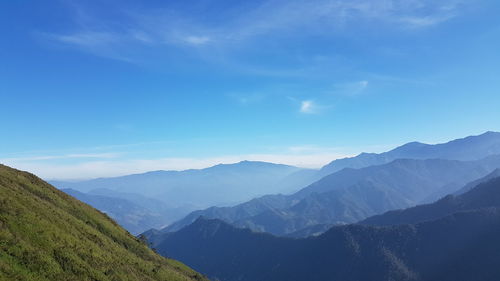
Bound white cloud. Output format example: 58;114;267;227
298;99;334;114
300;100;316;114
397;14;455;28
183;35;211;45
359;80;369;88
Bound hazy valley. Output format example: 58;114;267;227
4;132;500;280
2;1;500;279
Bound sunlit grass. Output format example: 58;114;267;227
0;164;207;281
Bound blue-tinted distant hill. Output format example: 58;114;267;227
319;131;500;176
454;168;500;195
164;156;500;235
150;177;500;281
162;132;500;235
51;160;310;212
361;171;500;226
62;188;183;235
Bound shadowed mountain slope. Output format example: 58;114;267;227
361;176;500;226
152;177;500;281
454;168;500;195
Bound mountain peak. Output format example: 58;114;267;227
183;216;244;239
481;131;500;136
320;131;500;176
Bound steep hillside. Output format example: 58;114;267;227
152;177;500;281
0;164;207;281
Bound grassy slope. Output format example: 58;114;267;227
0;164;207;281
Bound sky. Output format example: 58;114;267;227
1;0;500;179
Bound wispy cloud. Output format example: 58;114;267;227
228;92;266;105
0;142;397;180
41;0;470;62
1;152;349;180
55;31;120;47
296;97;336;114
398;14;456;28
285;96;331;115
1;153;119;162
183;35;211;45
332;80;369;96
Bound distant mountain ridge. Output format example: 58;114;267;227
454;168;500;195
160;132;500;236
150;176;500;281
319;131;500;176
361;174;500;226
62;188;178;234
164;155;500;235
50;161;314;233
51;160;308;209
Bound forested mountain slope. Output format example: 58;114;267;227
152;177;500;281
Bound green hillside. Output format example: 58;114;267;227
0;164;207;281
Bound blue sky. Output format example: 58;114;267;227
1;0;500;179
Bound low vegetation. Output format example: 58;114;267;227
0;164;207;281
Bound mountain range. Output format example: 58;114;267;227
54;132;500;236
318;131;500;176
149;176;500;281
158;132;500;236
163;155;500;236
51;161;307;207
50;161;313;233
0;164;207;281
4;132;500;281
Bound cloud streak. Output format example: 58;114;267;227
1;153;119;162
55;31;120;47
183;35;211;45
42;0;470;61
332;80;370;96
1;152;350;180
0;141;396;180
